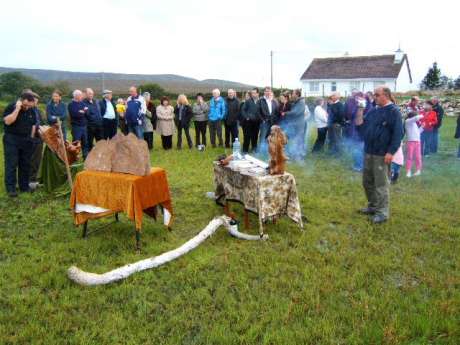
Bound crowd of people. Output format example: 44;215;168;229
2;85;459;225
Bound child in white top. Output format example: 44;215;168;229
405;112;424;177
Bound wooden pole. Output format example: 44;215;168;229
57;119;73;190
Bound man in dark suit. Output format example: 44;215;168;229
241;88;260;153
258;86;279;154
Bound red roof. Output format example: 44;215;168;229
300;54;412;82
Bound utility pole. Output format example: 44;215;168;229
270;50;274;89
101;71;105;93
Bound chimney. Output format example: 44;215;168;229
394;46;404;64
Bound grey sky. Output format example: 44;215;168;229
1;0;458;89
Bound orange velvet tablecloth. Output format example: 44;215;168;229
70;168;173;230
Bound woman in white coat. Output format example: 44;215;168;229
156;96;175;150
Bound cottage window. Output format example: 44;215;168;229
309;82;319;92
373;81;386;88
349;81;361;92
331;82;337;92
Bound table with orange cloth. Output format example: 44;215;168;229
70;168;173;238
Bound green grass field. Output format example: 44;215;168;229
0;117;459;345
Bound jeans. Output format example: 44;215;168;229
312;127;328;152
224;122;239;148
257;121;270;153
3;133;35;193
209;120;223;147
352;140;364;171
72;125;88;159
242;121;260;153
391;162;401;182
194;121;207;146
363;154;390;218
431;128;439;153
421;130;434;156
127;124;144;139
103;118;117;139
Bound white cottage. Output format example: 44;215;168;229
300;50;413;97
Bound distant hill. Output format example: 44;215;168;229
0;67;256;95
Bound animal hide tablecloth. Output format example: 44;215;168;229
213;164;303;234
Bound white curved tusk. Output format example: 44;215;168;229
68;215;268;286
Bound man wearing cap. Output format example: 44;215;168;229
2;92;38;197
99;89;118;139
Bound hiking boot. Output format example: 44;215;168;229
371;214;388;224
413;170;421;176
406;171;412;178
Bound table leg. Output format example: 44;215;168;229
82;221;88;238
115;213;119;222
259;217;264;238
135;230;141;251
224;202;236;219
244;210;250;230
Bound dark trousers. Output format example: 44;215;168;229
87;123;103;152
224;122;239;148
103;118;117;139
30;139;43;182
3;133;35;193
119;120;128;135
194;121;207;146
421;130;434;156
328;123;342;155
72;125;88;159
312;127;328;152
209;120;223;147
431;128;439;153
242;121;260;153
161;135;173;150
175;121;193;149
143;131;153;150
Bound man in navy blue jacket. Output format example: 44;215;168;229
68;90;89;158
125;86;146;139
355;87;403;224
83;88;103;152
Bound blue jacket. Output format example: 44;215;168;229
83;99;102;126
125;95;145;125
358;103;403;156
208;97;226;121
68;101;88;127
46;101;67;125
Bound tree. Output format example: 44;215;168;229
454;76;460;90
0;72;42;98
137;83;167;99
420;62;442;90
439;75;454;90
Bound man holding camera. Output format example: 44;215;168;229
355;87;403;224
2;92;38;197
